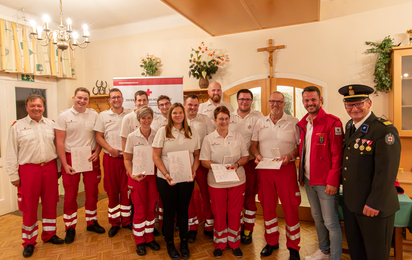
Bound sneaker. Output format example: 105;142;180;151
241;230;253;244
86;221;105;234
213;248;223;258
289;248;300;260
187;230;197;243
65;227;76;244
305;249;330;260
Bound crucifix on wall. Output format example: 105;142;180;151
257;39;285;78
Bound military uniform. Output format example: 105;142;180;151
340;84;401;260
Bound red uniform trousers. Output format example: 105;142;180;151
62;152;101;230
103;153;131;227
128;175;159;245
188;165;213;231
242;160;258;232
209;183;246;250
18;160;59;247
258;163;301;251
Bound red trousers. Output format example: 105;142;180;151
258;163;301;251
103;154;131;227
209;183;246;250
62;152;101;230
188;165;213;231
128;175;159;245
18;160;59;247
242;160;258;232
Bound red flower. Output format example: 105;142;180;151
198;46;201;50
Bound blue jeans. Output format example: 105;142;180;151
305;177;342;260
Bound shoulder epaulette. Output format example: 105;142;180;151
11;121;16;126
377;117;393;126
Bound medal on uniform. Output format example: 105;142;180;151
359;139;367;151
366;140;373;151
354;138;360;149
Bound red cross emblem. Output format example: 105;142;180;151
146;89;153;96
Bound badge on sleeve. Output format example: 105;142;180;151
385;133;395;145
335;127;342;135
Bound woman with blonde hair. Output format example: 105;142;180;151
152;102;200;260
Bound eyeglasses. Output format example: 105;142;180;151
268;100;284;105
216;117;229;121
344;100;367;109
238;98;253;102
110;96;123;100
159;102;171;107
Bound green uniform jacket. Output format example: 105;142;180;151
342;112;401;217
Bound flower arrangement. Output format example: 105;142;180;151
189;42;229;79
140;54;161;76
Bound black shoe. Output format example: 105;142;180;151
213;248;223;258
86;221;105;234
241;230;253;244
260;243;279;256
204;229;213;238
65;227;76;244
180;238;190;259
136;243;146;256
166;241;181;260
153;227;160;236
289;248;300;260
45;235;64;244
146;240;160;251
187;230;197;243
123;223;133;231
108;226;120;237
232;248;243;258
23;245;34;258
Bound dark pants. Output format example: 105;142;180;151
343;203;395;260
156;177;194;242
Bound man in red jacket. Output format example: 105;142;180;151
297;86;343;260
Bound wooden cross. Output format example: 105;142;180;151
257;39;285;78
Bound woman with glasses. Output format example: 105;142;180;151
200;106;249;258
152;102;200;260
124;106;160;256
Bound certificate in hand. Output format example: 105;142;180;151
211;164;240;183
133;146;154;175
71;146;93;173
168;150;193;184
255;158;283;170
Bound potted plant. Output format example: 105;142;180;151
189;42;229;88
140;54;161;76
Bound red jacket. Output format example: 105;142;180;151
297;108;343;187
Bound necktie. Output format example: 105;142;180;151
350;125;356;137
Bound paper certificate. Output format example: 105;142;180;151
255;158;283;170
71;146;93;173
211;164;240;183
132;146;154;175
107;130;122;151
167;150;193;184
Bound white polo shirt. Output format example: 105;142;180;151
124;127;156;154
120;110;139;139
251;113;300;158
187;113;214;145
304;117;313;180
151;115;168;132
200;130;249;189
54;107;98;152
198;100;234;123
152;126;200;180
94;108;130;154
229;109;264;150
6;116;58;182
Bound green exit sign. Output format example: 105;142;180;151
21;74;34;82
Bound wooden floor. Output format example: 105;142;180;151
1;198;412;260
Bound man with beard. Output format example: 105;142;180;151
297;86;343;260
198;82;234;125
151;95;171;132
228;89;263;244
94;88;132;237
339;84;401;260
250;91;301;260
184;94;215;242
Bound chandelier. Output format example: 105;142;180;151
29;0;89;51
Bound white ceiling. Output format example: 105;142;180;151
0;0;177;31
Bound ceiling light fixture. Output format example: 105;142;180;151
29;0;89;51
